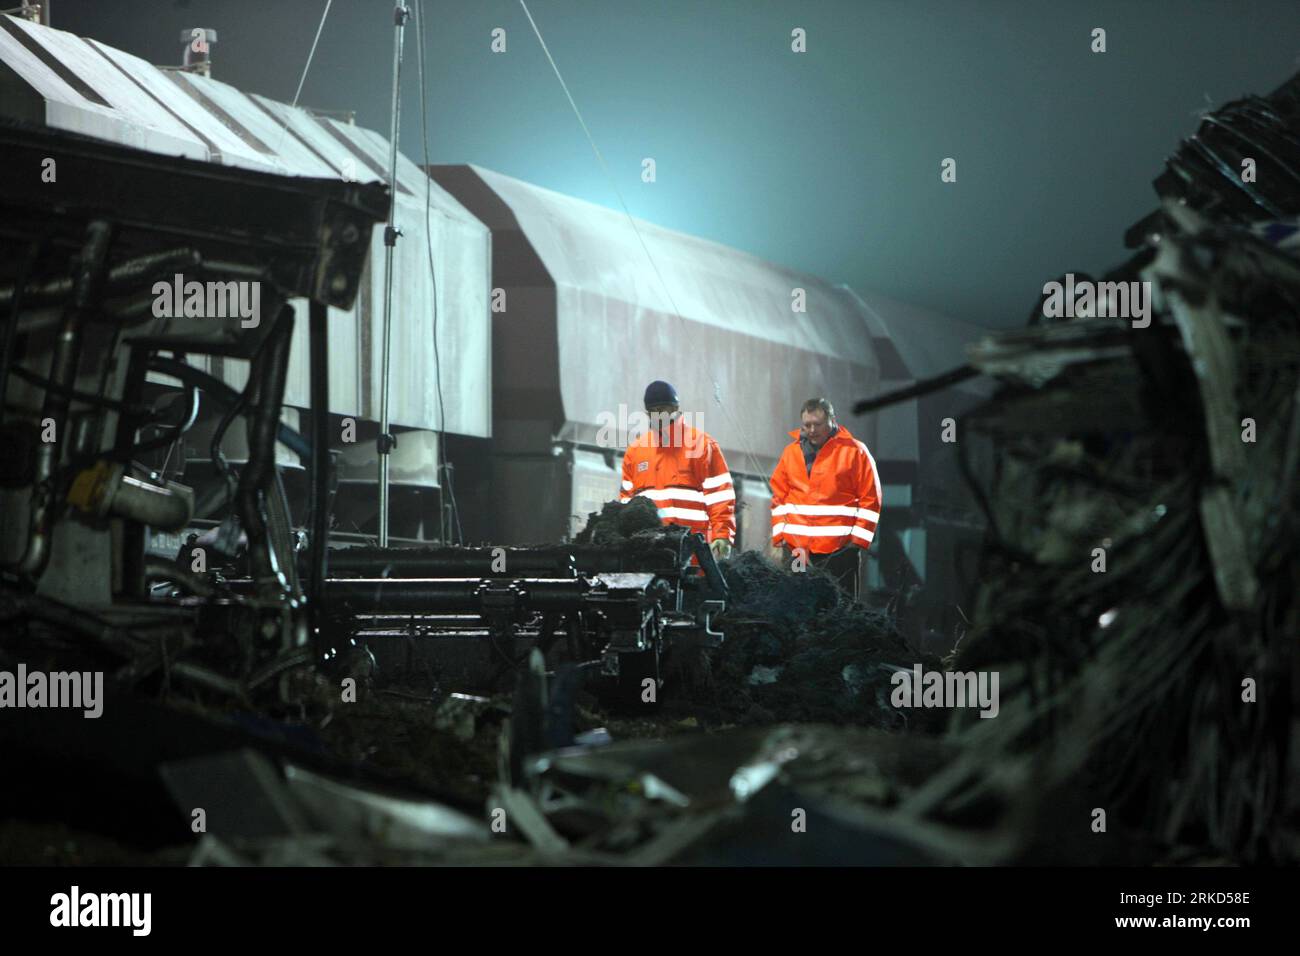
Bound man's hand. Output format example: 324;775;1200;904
710;539;733;562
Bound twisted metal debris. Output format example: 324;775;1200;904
897;74;1300;863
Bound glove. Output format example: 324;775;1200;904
710;539;733;562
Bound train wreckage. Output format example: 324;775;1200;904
0;12;1298;866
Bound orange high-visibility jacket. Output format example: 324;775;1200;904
619;419;736;544
769;425;881;554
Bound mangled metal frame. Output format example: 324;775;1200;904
0;119;387;695
313;528;729;703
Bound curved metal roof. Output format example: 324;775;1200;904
433;164;888;468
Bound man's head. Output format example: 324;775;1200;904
800;397;836;449
644;380;681;430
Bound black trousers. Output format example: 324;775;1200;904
784;546;861;600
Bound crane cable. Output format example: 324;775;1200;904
271;0;333;158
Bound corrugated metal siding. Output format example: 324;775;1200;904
0;14;491;439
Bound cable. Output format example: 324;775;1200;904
6;365;150;416
271;0;334;158
413;0;462;544
133;380;198;459
146;355;312;461
157;352;197;475
518;0;773;493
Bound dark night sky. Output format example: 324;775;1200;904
44;0;1300;328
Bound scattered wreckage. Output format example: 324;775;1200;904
3;68;1300;864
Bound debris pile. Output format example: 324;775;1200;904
497;723;961;865
914;73;1300;862
684;552;940;730
574;495;664;545
314;690;506;807
575;498;930;729
6;72;1300;867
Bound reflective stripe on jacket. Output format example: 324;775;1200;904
769;424;881;554
619;419;736;544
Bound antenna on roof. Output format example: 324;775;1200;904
179;28;217;78
4;1;48;25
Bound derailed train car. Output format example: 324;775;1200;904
0;12;491;556
0;13;987;616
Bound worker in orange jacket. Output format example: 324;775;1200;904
620;380;736;561
769;397;881;598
